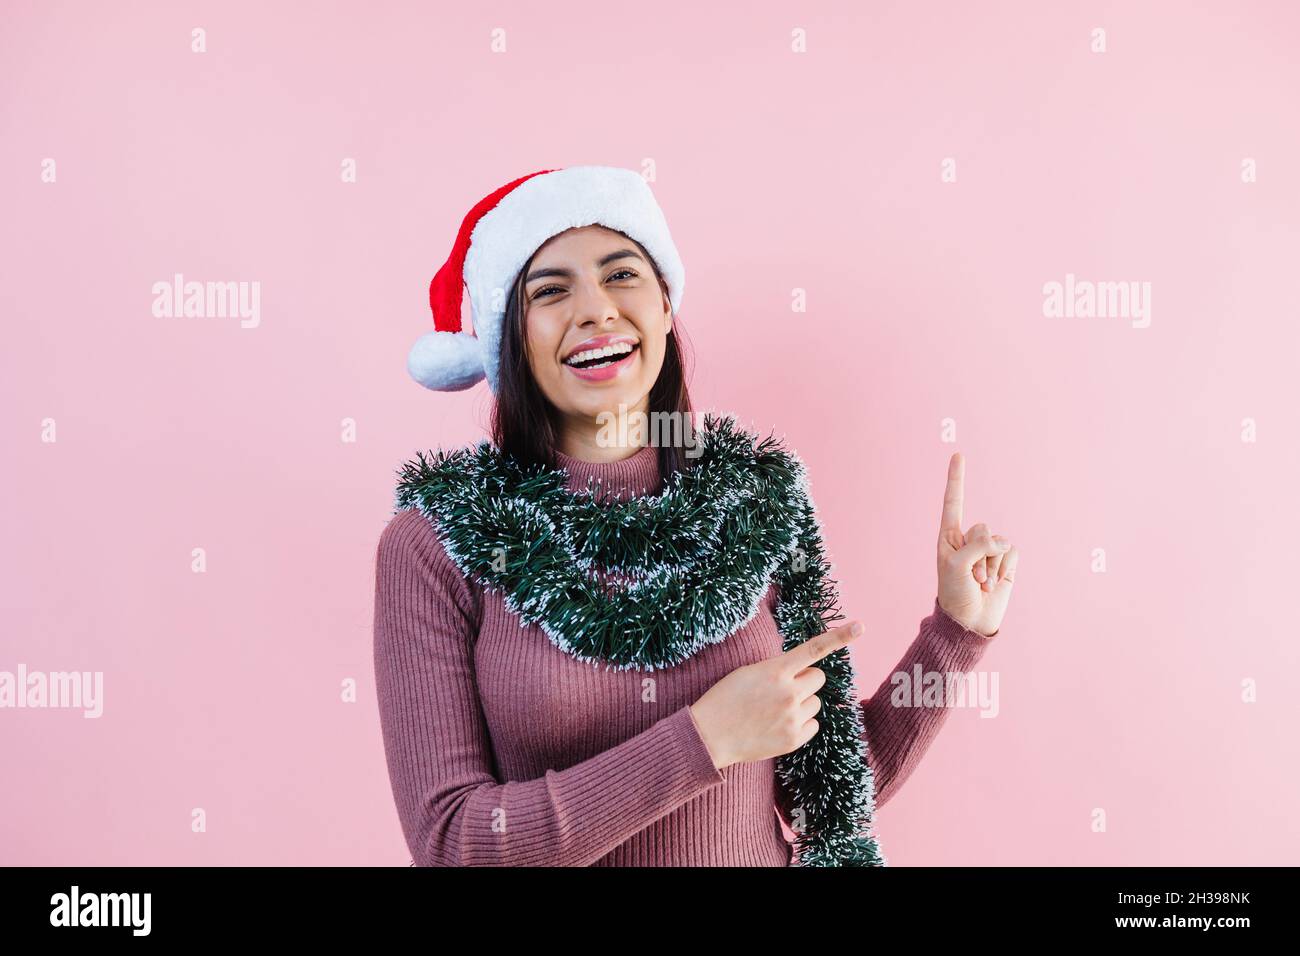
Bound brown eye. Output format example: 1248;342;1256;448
533;270;636;301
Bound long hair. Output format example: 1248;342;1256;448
489;229;696;487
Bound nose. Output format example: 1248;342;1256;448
572;275;620;329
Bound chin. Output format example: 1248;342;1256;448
571;385;639;415
555;377;644;415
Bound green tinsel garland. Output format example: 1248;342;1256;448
391;412;885;867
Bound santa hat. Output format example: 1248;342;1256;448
407;165;686;393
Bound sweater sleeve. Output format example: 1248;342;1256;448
857;598;994;810
774;599;994;830
373;507;726;867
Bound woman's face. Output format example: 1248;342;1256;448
521;224;672;425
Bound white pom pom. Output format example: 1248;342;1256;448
407;330;486;392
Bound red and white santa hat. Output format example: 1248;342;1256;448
407;165;686;393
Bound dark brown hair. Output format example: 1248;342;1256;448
488;228;696;487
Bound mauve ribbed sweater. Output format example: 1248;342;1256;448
373;441;994;866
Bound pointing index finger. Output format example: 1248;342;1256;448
782;621;860;674
941;452;964;533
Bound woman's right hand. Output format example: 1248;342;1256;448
689;621;864;771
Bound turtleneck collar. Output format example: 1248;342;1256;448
552;442;662;501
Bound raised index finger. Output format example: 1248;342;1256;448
941;452;964;534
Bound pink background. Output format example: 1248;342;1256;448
3;0;1297;865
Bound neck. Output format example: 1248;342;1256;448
556;434;649;465
554;403;651;465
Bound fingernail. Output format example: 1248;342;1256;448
850;622;864;636
1000;541;1011;550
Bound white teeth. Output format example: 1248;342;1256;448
564;341;635;366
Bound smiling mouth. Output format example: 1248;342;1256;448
563;341;640;370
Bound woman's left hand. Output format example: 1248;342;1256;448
935;452;1019;637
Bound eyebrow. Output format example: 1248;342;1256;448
525;249;645;284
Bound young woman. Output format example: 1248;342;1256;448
373;166;1019;867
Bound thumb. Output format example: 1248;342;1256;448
953;532;1009;571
